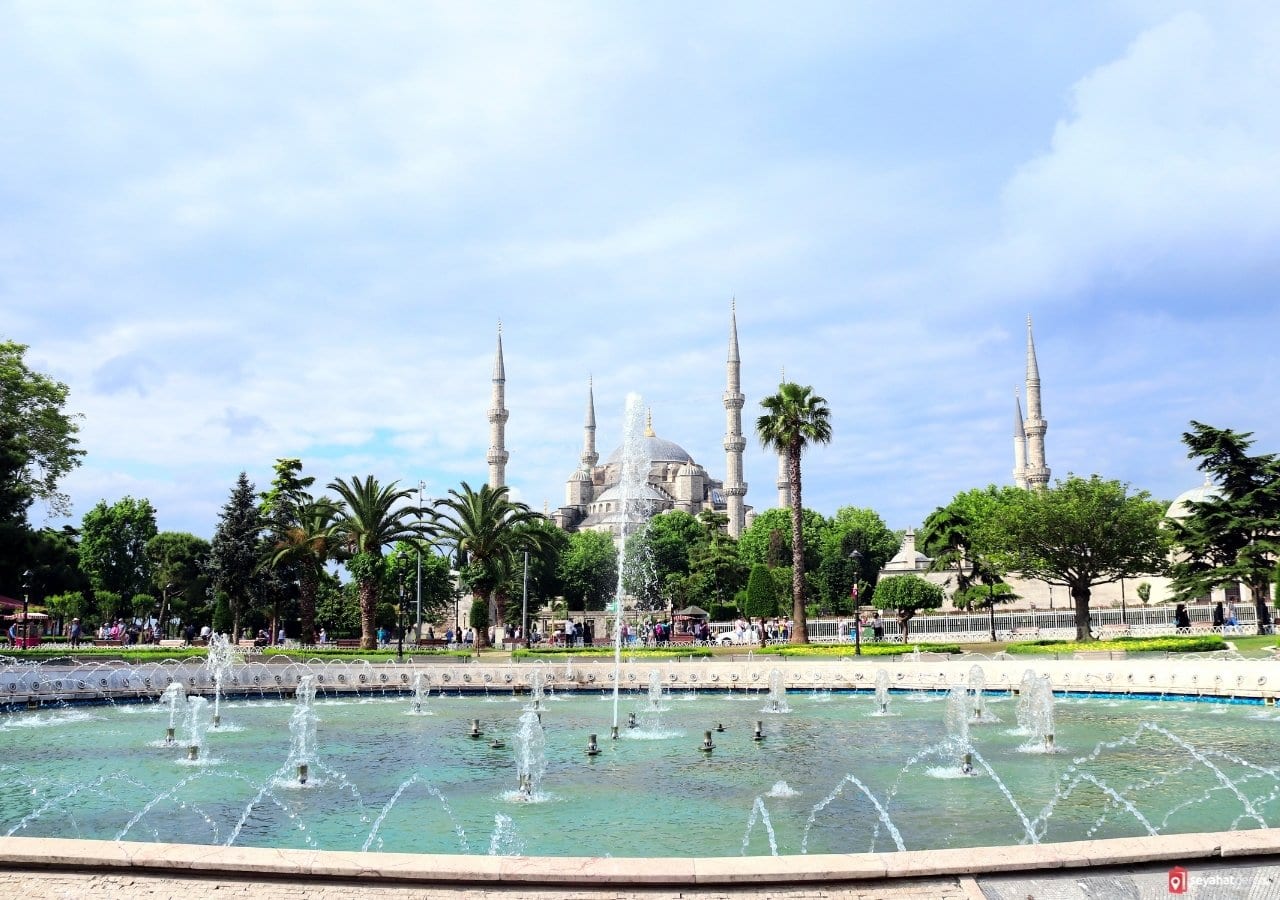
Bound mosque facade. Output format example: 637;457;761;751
483;306;756;540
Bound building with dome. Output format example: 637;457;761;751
483;306;753;540
551;407;737;537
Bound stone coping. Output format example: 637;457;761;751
1;830;1279;886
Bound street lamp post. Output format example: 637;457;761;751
397;584;406;662
1120;577;1127;627
521;550;529;649
849;551;862;656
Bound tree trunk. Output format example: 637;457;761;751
299;569;317;646
900;612;912;643
1072;583;1093;641
788;444;808;644
988;601;996;643
359;578;378;650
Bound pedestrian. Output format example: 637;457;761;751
69;618;82;648
1175;603;1191;630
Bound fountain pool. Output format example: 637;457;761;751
2;681;1277;858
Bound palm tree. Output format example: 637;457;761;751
756;382;832;643
265;497;342;645
328;476;427;650
429;482;552;650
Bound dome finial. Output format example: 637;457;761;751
645;407;655;438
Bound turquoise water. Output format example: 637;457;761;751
1;689;1277;857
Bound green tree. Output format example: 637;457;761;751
428;482;550;649
684;509;746;611
743;563;777;619
208;473;265;641
953;580;1020;642
991;475;1169;641
266;498;342;645
756;382;833;643
623;510;703;609
1169;422;1280;634
78;497;158;601
145;531;211;636
505;518;568;624
0;341;84;519
315;576;359;638
328;475;426;650
557;530;618;611
816;506;899;615
737;507;827;573
872;574;944;642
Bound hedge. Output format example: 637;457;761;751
1005;635;1226;655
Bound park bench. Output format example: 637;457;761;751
157;639;186;649
92;639;123;647
333;639;362;649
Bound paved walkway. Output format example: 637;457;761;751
0;870;981;899
5;861;1280;900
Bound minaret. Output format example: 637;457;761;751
581;377;599;471
1013;387;1029;489
722;302;747;537
1022;316;1050;488
486;323;509;489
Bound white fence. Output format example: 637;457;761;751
709;604;1263;645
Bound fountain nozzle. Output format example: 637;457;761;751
627;712;637;729
961;751;974;776
753;720;764;742
489;738;505;749
715;722;725;733
610;725;619;740
469;718;483;738
165;726;175;745
297;763;308;785
212;713;221;728
1044;733;1055;752
187;745;199;761
699;730;715;753
586;733;600;756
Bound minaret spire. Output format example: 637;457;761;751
1013;386;1028;489
580;376;598;471
722;300;747;537
1022;315;1050;488
486;322;509;488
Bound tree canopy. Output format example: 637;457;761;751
758;381;832;644
989;475;1169;640
79;496;158;600
0;340;83;521
871;573;943;641
1169;422;1280;633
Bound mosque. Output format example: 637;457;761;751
482;306;756;539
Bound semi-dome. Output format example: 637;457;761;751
1167;477;1220;519
593;482;673;505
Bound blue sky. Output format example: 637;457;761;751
4;2;1279;538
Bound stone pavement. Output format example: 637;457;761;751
0;870;982;899
6;863;1280;900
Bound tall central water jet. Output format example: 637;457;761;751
611;394;650;734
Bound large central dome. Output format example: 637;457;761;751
605;433;694;466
